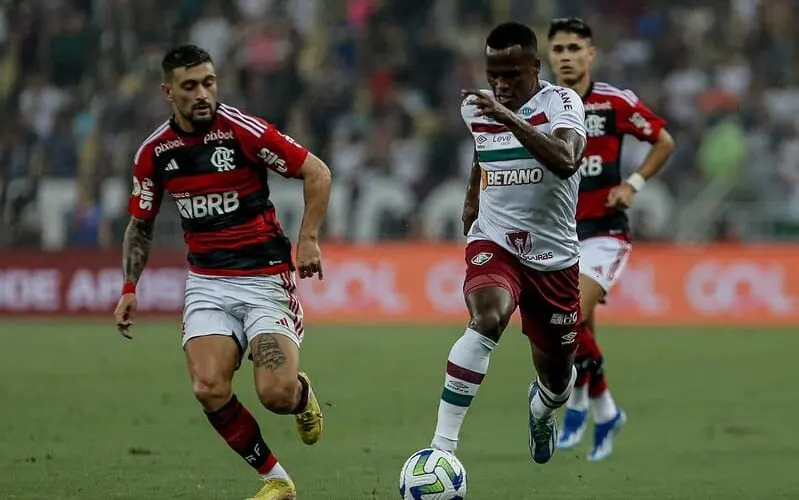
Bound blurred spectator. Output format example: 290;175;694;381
0;0;798;248
66;180;110;248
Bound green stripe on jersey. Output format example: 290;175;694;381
441;388;474;407
477;147;534;162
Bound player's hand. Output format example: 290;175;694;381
114;293;138;339
297;236;323;280
606;183;637;209
462;89;514;124
462;206;478;236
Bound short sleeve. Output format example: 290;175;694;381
614;91;667;143
251;122;309;178
127;146;163;219
548;87;586;137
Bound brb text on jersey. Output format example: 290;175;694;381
128;103;309;276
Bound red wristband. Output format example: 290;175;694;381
122;282;136;295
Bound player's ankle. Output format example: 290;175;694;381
431;435;458;453
262;461;291;481
566;385;589;411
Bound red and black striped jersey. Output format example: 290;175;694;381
127;103;309;276
578;82;666;240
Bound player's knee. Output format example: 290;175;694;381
192;376;232;411
256;378;298;415
574;355;591;382
589;356;605;377
542;369;572;394
470;310;509;342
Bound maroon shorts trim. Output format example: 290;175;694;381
464;240;581;354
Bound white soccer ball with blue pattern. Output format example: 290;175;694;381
399;448;467;500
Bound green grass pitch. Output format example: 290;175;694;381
0;320;797;499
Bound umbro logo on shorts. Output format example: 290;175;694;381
560;331;578;345
471;252;493;265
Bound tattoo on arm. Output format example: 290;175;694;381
122;217;155;284
252;335;287;371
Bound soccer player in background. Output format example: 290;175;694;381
113;45;331;500
429;22;587;465
547;18;675;461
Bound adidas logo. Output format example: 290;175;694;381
165;159;179;172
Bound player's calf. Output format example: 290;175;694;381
206;395;289;479
255;378;303;415
186;337;291;482
527;341;578;464
431;287;513;453
250;333;323;445
251;334;304;414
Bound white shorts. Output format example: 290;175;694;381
579;236;632;293
181;270;305;354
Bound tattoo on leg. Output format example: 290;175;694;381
252;335;286;370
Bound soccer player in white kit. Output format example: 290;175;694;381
427;22;588;465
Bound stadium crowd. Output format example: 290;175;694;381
1;0;797;248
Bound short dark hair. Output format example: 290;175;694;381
161;45;213;79
547;17;593;40
486;22;538;53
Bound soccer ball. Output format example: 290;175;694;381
399;448;467;499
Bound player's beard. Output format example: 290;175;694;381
185;104;215;129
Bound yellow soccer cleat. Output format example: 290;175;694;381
246;477;296;500
295;372;323;445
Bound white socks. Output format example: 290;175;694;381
431;328;496;452
566;385;589;412
530;365;577;420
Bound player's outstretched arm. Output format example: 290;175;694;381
114;216;155;339
295;153;332;279
462;151;481;236
503;118;586;179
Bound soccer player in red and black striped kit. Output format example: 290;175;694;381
547;18;675;461
113;45;331;499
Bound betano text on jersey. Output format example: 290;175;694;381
463;81;587;271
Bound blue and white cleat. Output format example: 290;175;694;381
587;409;627;462
556;408;589;450
528;382;558;464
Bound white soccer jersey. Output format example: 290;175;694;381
464;81;586;271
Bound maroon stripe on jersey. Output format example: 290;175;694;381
470;113;548;134
528;112;548;126
164;168;264;198
472;122;508;134
185;208;279;253
577;186;615;221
